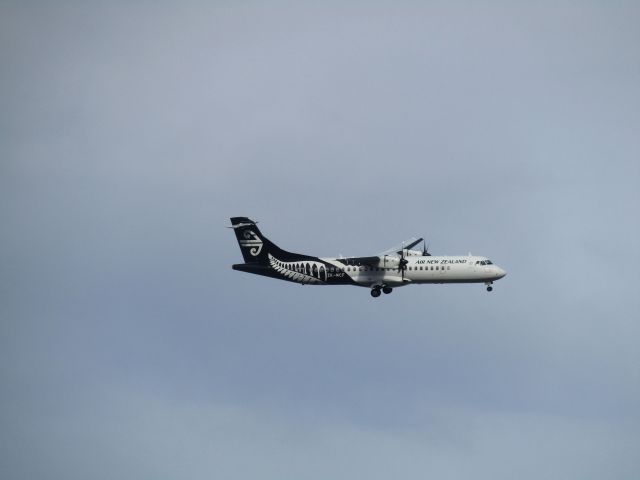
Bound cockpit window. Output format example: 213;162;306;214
486;260;493;265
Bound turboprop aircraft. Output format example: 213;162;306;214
229;217;506;298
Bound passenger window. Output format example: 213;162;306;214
447;266;451;270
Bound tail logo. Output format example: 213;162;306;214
239;230;263;256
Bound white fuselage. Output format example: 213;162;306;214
322;255;506;288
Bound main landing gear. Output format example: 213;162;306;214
371;285;393;298
485;281;493;292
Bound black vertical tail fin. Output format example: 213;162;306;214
229;217;282;264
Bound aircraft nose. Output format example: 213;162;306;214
496;267;507;279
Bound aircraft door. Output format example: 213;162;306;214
471;259;486;278
439;262;446;277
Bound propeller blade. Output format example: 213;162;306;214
399;242;408;279
422;239;431;256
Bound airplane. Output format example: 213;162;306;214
229;216;506;298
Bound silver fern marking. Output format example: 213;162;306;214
268;254;326;284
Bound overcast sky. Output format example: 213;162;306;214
2;2;639;479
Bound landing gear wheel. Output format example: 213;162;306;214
370;288;381;298
487;286;493;292
382;286;393;294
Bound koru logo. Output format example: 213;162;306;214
239;230;263;256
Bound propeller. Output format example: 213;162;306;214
394;238;426;280
397;243;409;280
422;239;431;256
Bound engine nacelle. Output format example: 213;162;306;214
381;255;401;268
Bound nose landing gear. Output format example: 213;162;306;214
485;281;493;292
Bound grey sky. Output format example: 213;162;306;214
2;2;639;479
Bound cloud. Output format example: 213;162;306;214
5;385;639;479
1;2;639;479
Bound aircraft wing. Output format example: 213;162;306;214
377;237;423;256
